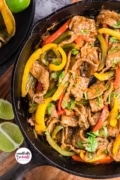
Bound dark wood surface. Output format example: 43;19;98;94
0;65;120;180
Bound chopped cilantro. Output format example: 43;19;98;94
58;71;65;83
109;37;118;43
77;141;84;148
71;48;79;55
80;29;88;35
85;132;98;153
62;99;76;110
114;21;120;28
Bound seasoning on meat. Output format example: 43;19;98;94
21;9;120;164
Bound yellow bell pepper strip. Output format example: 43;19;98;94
92;105;109;132
42;43;57;51
42;19;70;45
0;0;16;35
49;46;67;71
35;97;51;134
21;48;42;97
113;67;120;90
79;150;113;164
94;71;114;81
97;34;108;70
52;73;69;101
52;84;65;101
98;28;120;40
109;97;119;127
42;43;67;71
112;133;120;156
45;130;75;156
22;43;66;97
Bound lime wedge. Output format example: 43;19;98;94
0;99;14;120
0;122;24;152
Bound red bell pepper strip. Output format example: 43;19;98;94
57;92;65;115
35;82;43;93
92;105;109;132
74;35;94;46
42;19;70;45
93;156;113;164
113;67;120;90
72;154;113;164
72;155;84;162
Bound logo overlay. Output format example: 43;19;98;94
15;147;32;164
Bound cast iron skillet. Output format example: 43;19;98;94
10;0;120;179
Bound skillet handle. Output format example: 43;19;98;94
1;140;53;180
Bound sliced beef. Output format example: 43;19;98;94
69;15;97;38
61;115;78;127
70;76;89;101
97;9;120;28
106;43;120;69
30;62;49;95
89;96;104;112
78;106;89;130
87;81;106;100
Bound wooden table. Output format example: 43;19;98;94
0;63;120;180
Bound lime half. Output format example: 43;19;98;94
0;122;24;152
0;99;14;120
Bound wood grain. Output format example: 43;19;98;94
0;64;17;177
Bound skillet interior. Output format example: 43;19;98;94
12;1;120;178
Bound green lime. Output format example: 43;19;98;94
5;0;31;13
0;99;14;120
0;122;24;152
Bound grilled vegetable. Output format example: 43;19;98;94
0;0;16;47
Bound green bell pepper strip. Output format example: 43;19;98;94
109;97;119;127
52;125;63;140
62;43;79;51
98;28;120;40
45;130;75;156
54;30;72;44
44;87;57;98
94;71;114;81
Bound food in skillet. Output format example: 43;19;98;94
0;0;16;47
21;9;120;164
